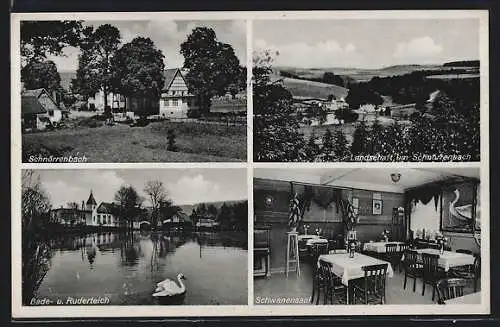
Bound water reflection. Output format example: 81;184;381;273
23;231;247;305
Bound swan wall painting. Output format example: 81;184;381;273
441;183;477;232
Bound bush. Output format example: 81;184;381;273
167;129;177;151
187;109;201;118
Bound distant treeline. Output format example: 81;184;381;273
443;60;480;67
279;70;348;88
346;69;479;117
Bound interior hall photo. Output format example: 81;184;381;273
253;168;483;306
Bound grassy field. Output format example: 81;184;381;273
23;120;246;162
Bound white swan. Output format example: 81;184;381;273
152;273;187;297
449;189;473;221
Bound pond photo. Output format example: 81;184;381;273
21;168;248;306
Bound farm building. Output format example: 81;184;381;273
159;68;199;118
389;103;418;119
21;88;68;130
88;91;126;111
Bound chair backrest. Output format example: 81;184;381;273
421;253;440;280
311;243;329;262
318;259;333;284
436;278;469;304
361;263;388;301
399;243;410;253
385;243;398;254
456;249;473;255
403;249;419;270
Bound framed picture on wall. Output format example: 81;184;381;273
441;182;476;233
373;199;382;215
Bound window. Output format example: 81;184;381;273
172;99;179;106
172;90;176;95
48;110;54;116
163;99;168;106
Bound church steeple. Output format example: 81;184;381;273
86;190;97;211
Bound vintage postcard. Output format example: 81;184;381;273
11;10;489;319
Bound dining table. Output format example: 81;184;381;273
414;248;475;272
363;241;406;253
444;292;481;304
318;252;394;304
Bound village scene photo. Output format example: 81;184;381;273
22;168;248;305
20;20;247;162
253;18;481;162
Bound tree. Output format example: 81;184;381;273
73;24;121;108
351;121;369;155
304;132;320;161
332;130;351;161
21;60;61;93
253;50;306;161
114;185;142;230
22;170;51;232
112;37;165;112
319;129;336;161
21;20;83;66
144;180;167;229
180;27;243;113
66;201;81;226
207;204;218;218
368;119;384;154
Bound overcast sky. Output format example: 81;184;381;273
47;20;246;71
253;19;479;69
33;169;248;208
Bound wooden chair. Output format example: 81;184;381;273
310;244;331;304
313;259;346;304
398;243;410;272
384;243;399;272
450;254;480;292
436;278;469;304
352;263;388;305
421;253;445;301
403;249;422;293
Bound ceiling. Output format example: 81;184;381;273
254;168;480;193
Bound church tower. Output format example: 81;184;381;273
86;190;97;212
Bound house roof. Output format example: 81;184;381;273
86;192;97;206
22;88;61;112
96;202;118;214
21;96;47;115
427;90;442;103
162;68;181;91
22;88;45;98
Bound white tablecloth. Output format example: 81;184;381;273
363;241;405;253
415;248;475;272
445;292;481;304
318;253;394;286
306;238;328;246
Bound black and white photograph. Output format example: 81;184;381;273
253;167;485;308
253;18;483;162
21;168;248;306
19;19;247;163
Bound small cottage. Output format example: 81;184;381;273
159;68;199;118
22;88;68;129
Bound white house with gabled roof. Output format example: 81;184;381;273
159;68;199;118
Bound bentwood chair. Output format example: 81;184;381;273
384;243;399;272
310;244;331;304
450;254;481;292
403;249;422;293
436;278;469;304
313;259;346;304
398;243;410;272
421;253;445;301
352;263;388;305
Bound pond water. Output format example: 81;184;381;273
25;231;247;305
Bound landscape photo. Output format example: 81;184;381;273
20;20;247;162
253;18;481;162
21;168;248;305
